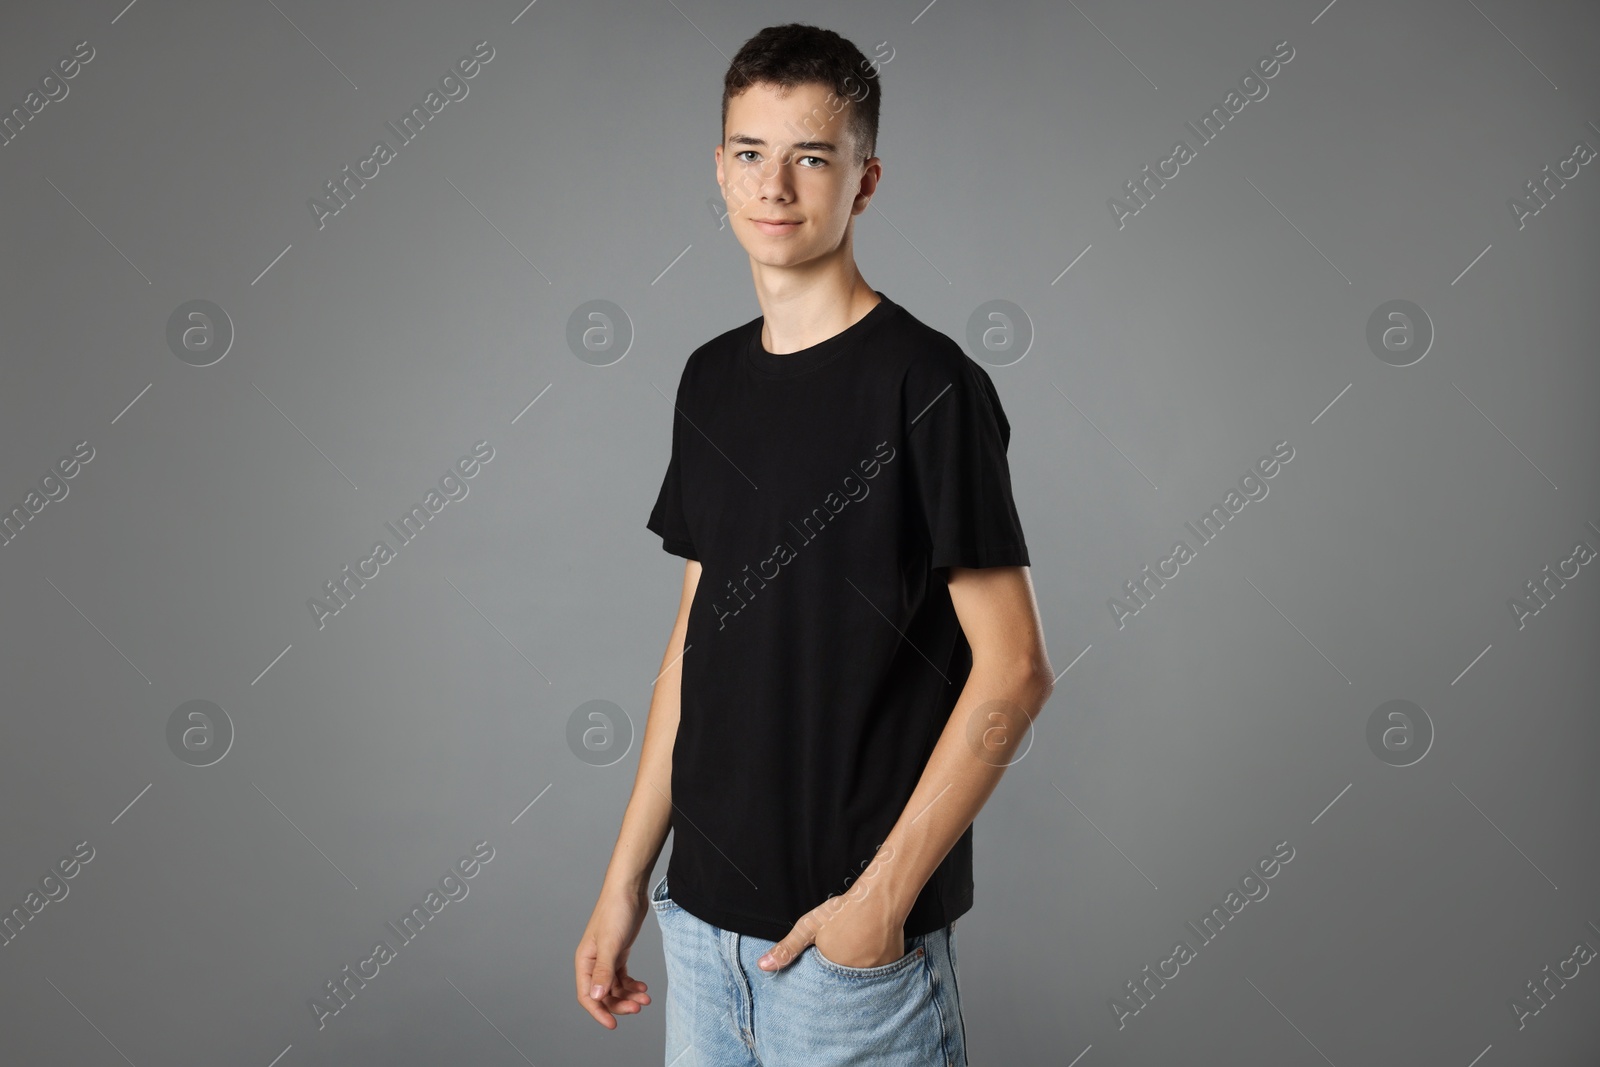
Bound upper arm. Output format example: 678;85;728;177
670;560;701;650
653;560;700;698
945;565;1052;684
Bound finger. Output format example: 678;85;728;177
611;965;647;989
604;980;652;1006
602;994;647;1015
595;978;651;1019
589;960;614;1003
578;986;617;1029
757;937;808;971
607;966;649;997
575;951;612;1027
583;959;624;1028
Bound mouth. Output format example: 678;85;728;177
751;218;802;235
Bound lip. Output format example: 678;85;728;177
752;218;801;235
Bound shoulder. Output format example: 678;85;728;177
885;300;989;388
889;304;1005;432
674;312;761;395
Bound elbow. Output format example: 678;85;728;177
1027;659;1056;715
975;653;1055;715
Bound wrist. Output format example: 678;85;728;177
849;849;916;926
601;869;651;901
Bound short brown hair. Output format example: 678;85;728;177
722;23;881;165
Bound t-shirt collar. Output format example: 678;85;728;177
745;290;895;379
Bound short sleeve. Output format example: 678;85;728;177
646;389;698;561
904;355;1031;571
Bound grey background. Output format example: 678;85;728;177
2;0;1597;1064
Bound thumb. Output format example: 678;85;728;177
589;954;615;1001
757;922;816;972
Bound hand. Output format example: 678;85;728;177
757;880;907;972
574;883;654;1028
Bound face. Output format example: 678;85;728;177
715;80;880;270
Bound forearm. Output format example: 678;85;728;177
598;628;687;898
873;656;1054;921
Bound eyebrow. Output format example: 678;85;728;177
726;133;838;154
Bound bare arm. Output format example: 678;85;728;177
871;564;1054;919
576;558;700;1028
757;563;1054;970
601;558;700;898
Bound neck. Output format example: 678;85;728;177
752;268;880;355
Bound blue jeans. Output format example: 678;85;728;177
650;871;969;1066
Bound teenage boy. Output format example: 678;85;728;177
575;23;1054;1066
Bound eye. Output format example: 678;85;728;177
733;150;827;168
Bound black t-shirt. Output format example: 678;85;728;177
645;290;1031;941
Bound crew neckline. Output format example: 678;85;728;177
744;291;895;379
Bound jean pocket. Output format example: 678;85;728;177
649;872;678;913
809;938;925;980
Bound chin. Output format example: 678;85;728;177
744;246;808;266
